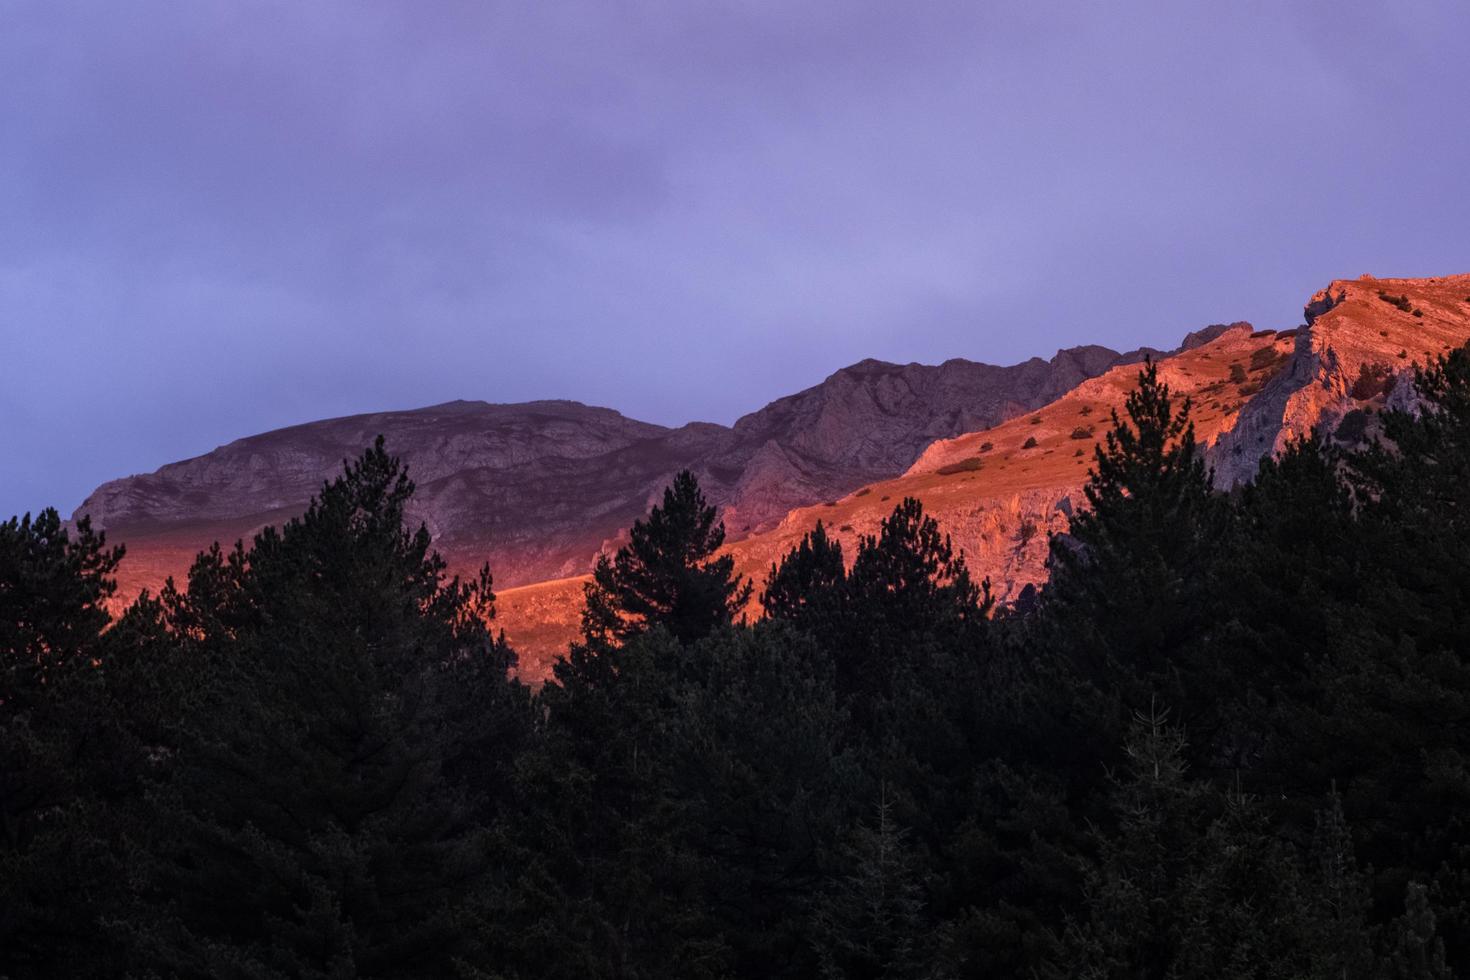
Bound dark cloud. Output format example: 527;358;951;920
2;0;1468;516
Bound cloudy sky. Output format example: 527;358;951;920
3;0;1468;517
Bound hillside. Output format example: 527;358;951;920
72;272;1470;678
496;273;1470;675
77;342;1153;611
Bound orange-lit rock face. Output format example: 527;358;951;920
498;275;1470;675
716;323;1288;611
1211;274;1470;485
94;274;1470;681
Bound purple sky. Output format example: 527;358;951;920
3;1;1469;518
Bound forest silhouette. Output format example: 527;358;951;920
5;350;1470;978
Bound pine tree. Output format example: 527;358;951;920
1042;360;1226;746
469;474;775;979
0;509;121;701
579;470;751;648
1380;883;1452;980
131;438;526;977
1063;704;1196;978
670;623;855;977
761;519;846;632
1348;343;1470;679
543;471;755;895
1326;344;1470;965
809;787;930;980
1295;790;1374;978
837;496;988;701
0;510;127;977
1058;708;1376;980
847;497;986;633
1047;358;1220;655
1193;434;1366;779
515;627;730;980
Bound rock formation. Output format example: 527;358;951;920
72;273;1470;679
1209;274;1470;485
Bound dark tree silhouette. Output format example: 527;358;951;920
761;519;846;632
133;437;527;978
0;510;126;977
1044;358;1224;707
580;470;751;647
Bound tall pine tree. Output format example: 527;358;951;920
1042;359;1226;741
579;470;751;648
130;438;526;978
0;510;127;978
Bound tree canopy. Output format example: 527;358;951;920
8;347;1470;977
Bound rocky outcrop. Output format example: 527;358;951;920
500;277;1470;670
728;276;1470;635
1180;321;1251;351
707;342;1161;534
1209;274;1470;486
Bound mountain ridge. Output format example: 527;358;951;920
74;337;1169;597
70;273;1470;678
493;274;1470;675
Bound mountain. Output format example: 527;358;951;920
74;272;1470;678
492;323;1271;673
722;324;1291;608
492;273;1470;675
706;344;1160;534
735;273;1470;598
75;400;689;592
75;340;1158;607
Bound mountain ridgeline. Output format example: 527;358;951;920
76;337;1163;593
70;274;1470;674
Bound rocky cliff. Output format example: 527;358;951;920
1209;273;1470;485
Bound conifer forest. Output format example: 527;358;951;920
6;349;1470;979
